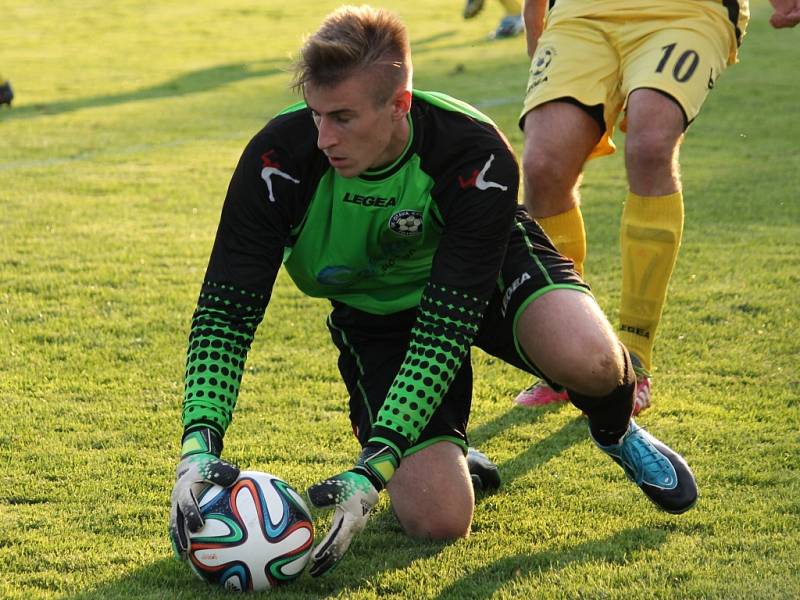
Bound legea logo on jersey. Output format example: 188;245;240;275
342;192;398;207
389;210;423;236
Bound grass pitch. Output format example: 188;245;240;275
1;1;798;598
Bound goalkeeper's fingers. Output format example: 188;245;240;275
177;487;204;532
306;473;378;576
168;503;190;559
308;507;367;577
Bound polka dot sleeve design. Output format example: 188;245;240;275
181;281;269;436
369;283;488;453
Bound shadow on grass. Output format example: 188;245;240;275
0;59;286;122
60;524;667;599
0;29;508;124
62;528;451;600
431;526;669;600
469;404;587;490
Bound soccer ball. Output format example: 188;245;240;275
188;471;314;591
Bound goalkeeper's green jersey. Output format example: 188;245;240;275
182;90;519;453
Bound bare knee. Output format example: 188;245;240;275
396;508;472;540
624;90;685;193
522;142;562;184
522;143;579;214
545;332;625;396
387;442;474;540
567;343;626;395
521;106;595;217
625;129;680;174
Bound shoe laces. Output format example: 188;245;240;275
621;427;676;487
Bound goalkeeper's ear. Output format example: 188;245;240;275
390;89;412;122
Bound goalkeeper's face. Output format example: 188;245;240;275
306;71;411;178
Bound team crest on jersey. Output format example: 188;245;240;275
528;46;556;92
389;210;423;236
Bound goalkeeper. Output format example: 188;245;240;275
169;5;698;577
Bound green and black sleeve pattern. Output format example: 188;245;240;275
181;115;320;436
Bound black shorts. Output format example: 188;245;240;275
326;208;589;454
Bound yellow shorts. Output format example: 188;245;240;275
520;0;745;158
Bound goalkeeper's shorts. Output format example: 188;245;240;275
326;208;590;455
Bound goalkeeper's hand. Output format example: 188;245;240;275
168;427;240;560
306;443;400;577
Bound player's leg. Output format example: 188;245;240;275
519;259;698;515
490;0;524;39
475;213;697;513
520;16;622;276
327;303;477;540
515;102;602;406
521;102;599;277
515;289;627;398
615;13;732;409
619;89;686;411
516;17;621;406
515;17;626;406
462;0;485;20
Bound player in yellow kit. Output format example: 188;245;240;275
463;0;525;38
514;0;750;413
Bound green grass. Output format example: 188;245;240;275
1;1;799;598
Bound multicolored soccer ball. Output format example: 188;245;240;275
188;471;314;591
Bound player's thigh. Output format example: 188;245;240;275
521;102;602;191
515;289;624;396
625;88;686;152
623;88;687;192
387;440;474;540
327;303;473;453
521;18;624;159
473;208;590;384
619;16;731;127
327;306;413;442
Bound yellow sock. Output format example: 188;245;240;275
536;206;586;277
497;0;521;15
618;191;684;371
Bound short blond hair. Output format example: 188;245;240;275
292;5;412;105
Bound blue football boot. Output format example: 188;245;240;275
594;420;697;514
